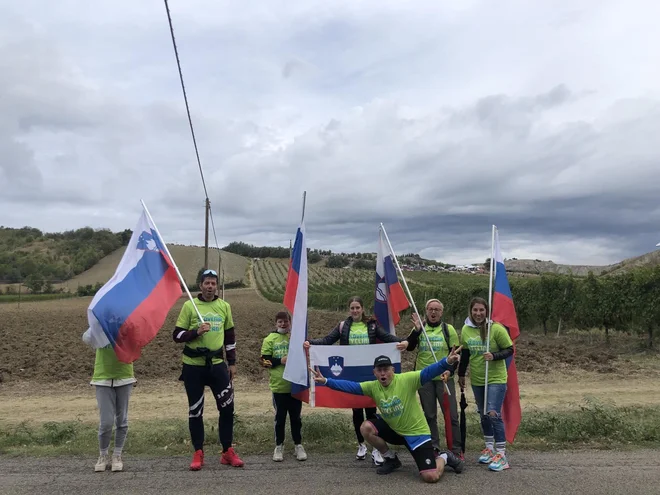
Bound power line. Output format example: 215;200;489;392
162;0;209;198
209;206;221;252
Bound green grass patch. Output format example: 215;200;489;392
2;400;659;457
0;293;76;303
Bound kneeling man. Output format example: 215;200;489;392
310;346;464;483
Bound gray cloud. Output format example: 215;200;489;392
1;0;659;266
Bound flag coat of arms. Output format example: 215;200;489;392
82;209;182;363
309;343;401;408
374;229;410;334
491;228;522;443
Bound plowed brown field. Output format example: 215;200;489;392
1;288;656;386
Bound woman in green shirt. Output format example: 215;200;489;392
87;344;136;473
457;297;513;472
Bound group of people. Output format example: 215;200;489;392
88;269;515;483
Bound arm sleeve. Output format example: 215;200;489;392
447;326;461;375
374;324;404;343
260;337;281;366
420;358;452;385
491;346;513;361
308;325;341;345
324;378;366;395
261;354;282;367
224;327;236;365
224;302;236;364
172;326;199;343
458;349;470;376
406;328;421;350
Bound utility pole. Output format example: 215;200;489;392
204;198;210;270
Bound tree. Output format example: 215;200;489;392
326;256;350;269
25;275;44;293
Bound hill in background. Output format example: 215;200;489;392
1;226;659;293
504;250;660;276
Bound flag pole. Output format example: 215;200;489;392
140;199;205;323
298;190;315;406
380;223;451;395
483;224;496;415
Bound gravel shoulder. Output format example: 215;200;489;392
1;449;659;495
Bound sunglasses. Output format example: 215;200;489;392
202;269;218;276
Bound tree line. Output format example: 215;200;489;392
0;227;132;283
404;267;660;348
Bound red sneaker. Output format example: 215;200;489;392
190;449;204;471
221;447;244;467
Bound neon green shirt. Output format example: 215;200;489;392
176;297;234;366
415;323;460;380
360;371;430;436
348;322;369;345
91;345;135;386
460;322;513;386
261;332;291;393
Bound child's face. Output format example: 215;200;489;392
276;318;290;330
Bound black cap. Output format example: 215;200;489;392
373;355;393;368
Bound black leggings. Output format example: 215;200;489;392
352;407;377;443
180;363;234;452
272;393;303;445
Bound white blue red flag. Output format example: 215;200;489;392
309;343;401;408
374;228;410;334
491;228;521;443
283;220;309;393
82;209;182;363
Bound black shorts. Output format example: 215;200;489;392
367;416;437;473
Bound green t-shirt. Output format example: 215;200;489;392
460;323;513;386
176;297;234;366
415;323;460;380
261;332;291;393
360;371;430;436
348;322;369;345
92;345;134;381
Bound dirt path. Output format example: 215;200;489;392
1;450;659;495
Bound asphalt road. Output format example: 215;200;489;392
1;449;659;495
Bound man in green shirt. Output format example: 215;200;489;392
172;269;244;470
260;311;307;462
407;299;462;456
310;347;464;483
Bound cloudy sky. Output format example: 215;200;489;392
2;0;659;265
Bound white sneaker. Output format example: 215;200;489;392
356;443;368;460
294;444;307;461
273;445;284;462
94;454;109;472
111;455;123;472
371;449;384;466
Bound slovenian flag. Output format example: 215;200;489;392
491;227;522;443
309;343;401;408
283;219;310;398
374;227;410;334
82;208;182;363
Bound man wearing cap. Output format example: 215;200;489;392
172;269;244;470
310;347;464;483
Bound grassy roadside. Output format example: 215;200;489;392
2;399;659;457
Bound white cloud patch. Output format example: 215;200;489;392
1;0;659;266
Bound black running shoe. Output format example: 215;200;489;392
376;454;402;475
442;450;464;474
